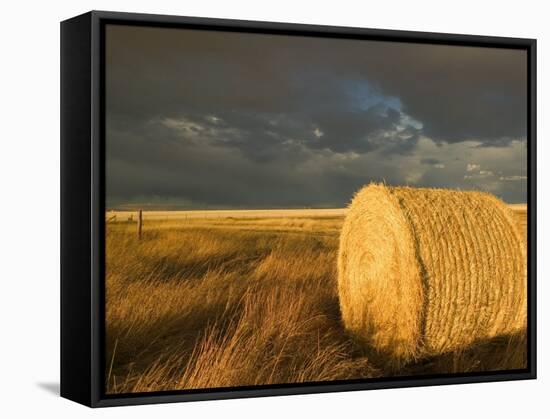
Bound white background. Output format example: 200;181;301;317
0;0;547;417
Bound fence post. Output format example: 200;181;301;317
137;210;143;238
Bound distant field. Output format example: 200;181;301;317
105;205;527;394
106;206;526;241
106;204;525;221
106;208;347;220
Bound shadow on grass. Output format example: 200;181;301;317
354;330;528;377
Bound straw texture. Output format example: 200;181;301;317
337;184;526;364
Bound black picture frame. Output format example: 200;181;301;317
60;10;537;408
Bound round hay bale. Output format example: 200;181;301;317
338;184;526;365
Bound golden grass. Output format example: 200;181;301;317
106;203;527;394
338;184;526;366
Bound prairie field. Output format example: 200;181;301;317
105;206;527;394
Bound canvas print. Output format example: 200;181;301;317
104;24;528;394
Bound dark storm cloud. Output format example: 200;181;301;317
355;44;527;142
106;120;369;208
105;25;528;208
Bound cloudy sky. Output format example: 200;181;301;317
105;24;527;209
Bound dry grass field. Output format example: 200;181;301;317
105;205;527;394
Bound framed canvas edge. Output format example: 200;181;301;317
60;11;94;407
62;10;537;408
